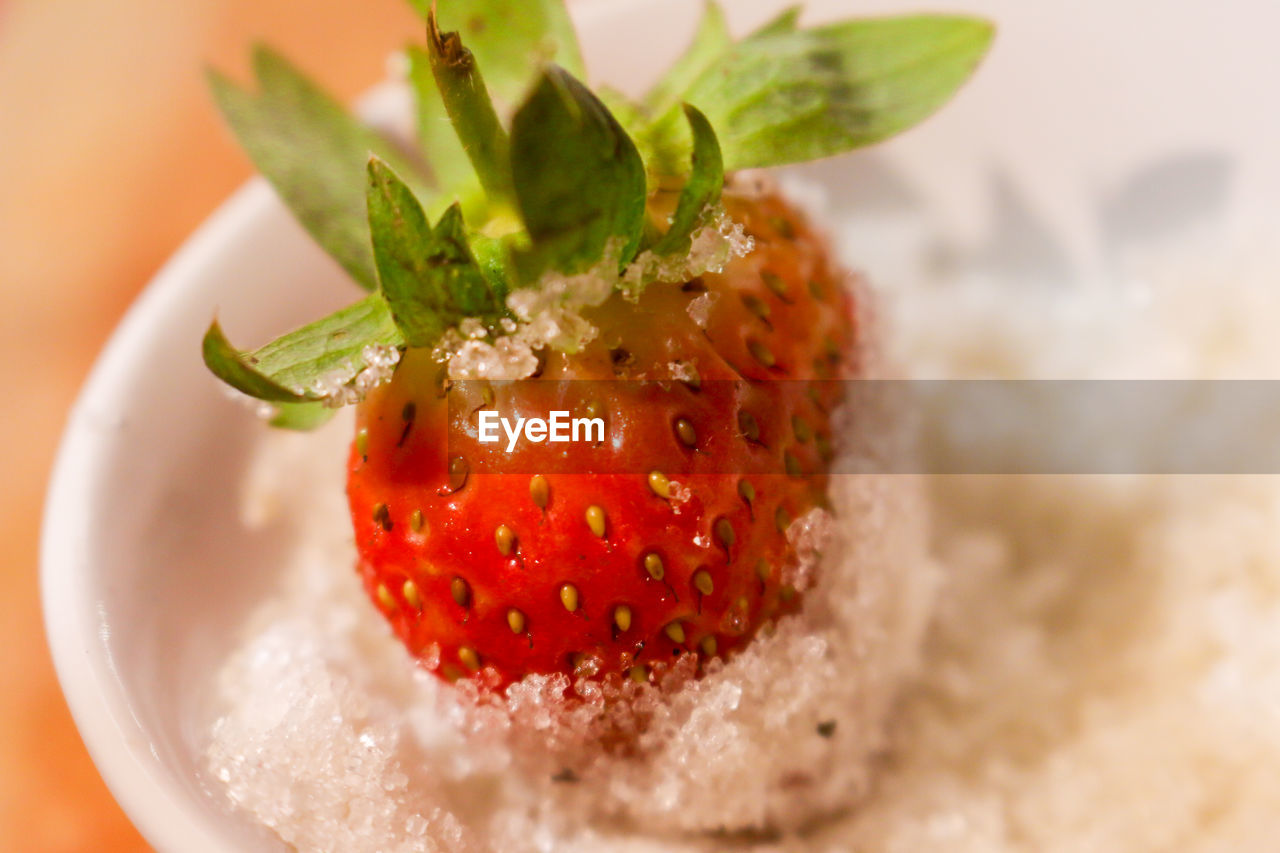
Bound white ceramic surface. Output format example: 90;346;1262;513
41;0;1280;850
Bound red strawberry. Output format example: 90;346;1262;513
347;190;856;688
203;4;988;694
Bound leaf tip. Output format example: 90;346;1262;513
205;64;245;111
202;317;319;404
366;153;391;182
201;316;227;362
979;18;998;53
248;42;272;80
942;14;998;62
962;15;998;53
204;63;232;90
249;41;283;72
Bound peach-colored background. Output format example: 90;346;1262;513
0;1;425;848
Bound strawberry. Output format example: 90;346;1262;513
203;2;991;691
347;188;855;687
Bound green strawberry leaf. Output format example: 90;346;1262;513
407;45;476;200
750;6;803;37
270;401;338;431
644;1;731;120
203;320;319;403
685;15;994;170
638;3;800;175
406;0;584;108
368;159;452;346
425;11;515;208
248;293;404;393
510;66;647;281
434;204;509;315
468;232;516;306
406;0;583;202
204;293;404;406
597;86;650;144
651;104;723;257
209;46;433;291
369;158;503;346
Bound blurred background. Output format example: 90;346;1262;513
0;0;428;848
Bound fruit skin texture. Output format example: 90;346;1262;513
348;186;857;689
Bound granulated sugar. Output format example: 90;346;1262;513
207;180;1280;850
209;405;935;850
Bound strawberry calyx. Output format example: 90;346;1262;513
202;1;992;420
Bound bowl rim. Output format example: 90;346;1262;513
40;178;284;853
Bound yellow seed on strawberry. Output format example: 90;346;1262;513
674;417;697;447
742;293;770;321
560;583;580;612
762;271;790;300
495;524;516;555
402;580;422;610
715;518;735;551
585;505;607;537
529;474;550;509
775;506;791;532
451;577;470;608
748;339;776;368
447;455;469;492
643;553;665;581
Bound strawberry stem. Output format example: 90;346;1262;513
427;7;515;212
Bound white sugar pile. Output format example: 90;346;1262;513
207;180;1280;851
210;395;935;851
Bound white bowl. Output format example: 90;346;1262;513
41;0;1280;849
